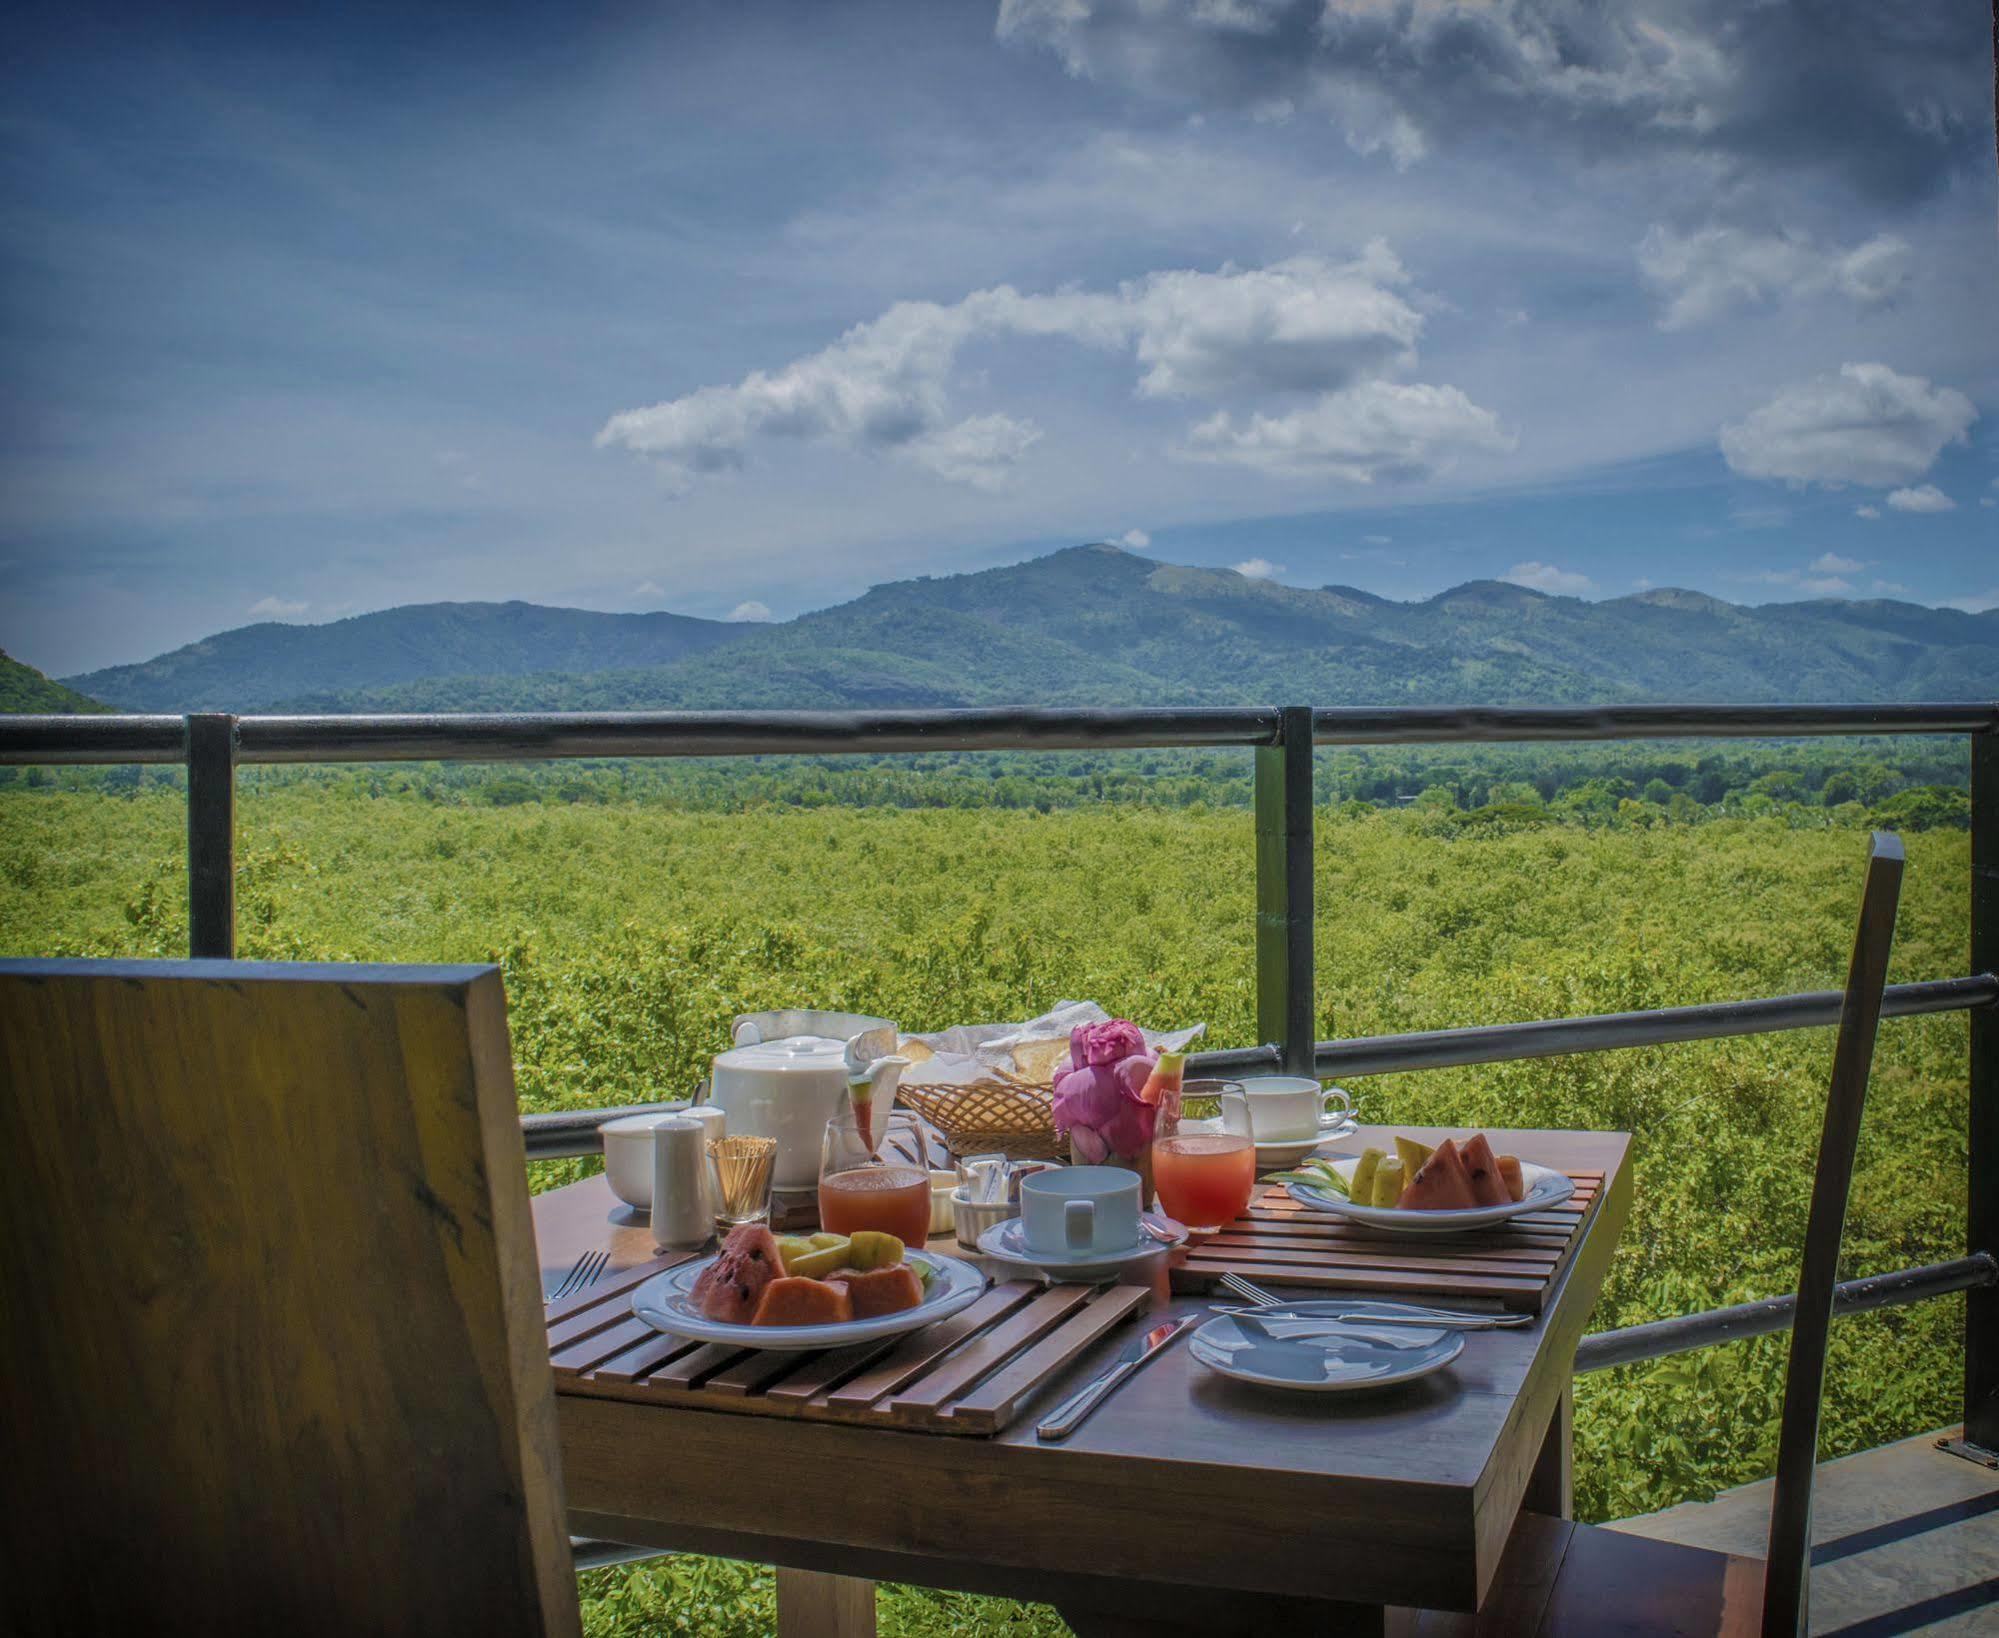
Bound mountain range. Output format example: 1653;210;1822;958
51;544;1999;714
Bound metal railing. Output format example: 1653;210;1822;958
4;700;1996;1448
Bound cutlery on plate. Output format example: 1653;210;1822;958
1219;1305;1531;1333
545;1248;609;1305
1036;1314;1195;1441
1218;1271;1285;1308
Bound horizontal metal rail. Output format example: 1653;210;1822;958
1576;1254;1998;1374
5;700;1997;767
519;976;1997;1160
1309;974;1999;1079
1313;703;1999;743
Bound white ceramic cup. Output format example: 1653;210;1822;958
1237;1076;1355;1143
600;1108;692;1207
1019;1166;1142;1257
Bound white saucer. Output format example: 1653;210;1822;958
1254;1133;1342;1169
976;1216;1185;1283
1189;1301;1465;1393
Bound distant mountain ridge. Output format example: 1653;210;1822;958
54;544;1999;714
2;650;108;713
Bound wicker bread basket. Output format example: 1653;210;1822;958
896;1073;1065;1161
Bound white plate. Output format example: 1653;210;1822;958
631;1249;986;1351
1286;1155;1574;1233
976;1216;1184;1283
1189;1302;1465;1392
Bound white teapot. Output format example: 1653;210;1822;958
710;1010;903;1189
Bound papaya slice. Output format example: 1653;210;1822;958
1496;1154;1525;1203
833;1262;925;1318
1458;1133;1511;1208
1397;1137;1480;1210
751;1275;854;1326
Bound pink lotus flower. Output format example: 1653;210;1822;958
1051;1020;1158;1162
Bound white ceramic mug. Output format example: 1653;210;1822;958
1019;1166;1142;1257
1237;1076;1354;1143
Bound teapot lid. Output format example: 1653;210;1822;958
713;1034;850;1072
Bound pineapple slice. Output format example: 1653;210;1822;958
843;1230;905;1271
1394;1135;1434;1176
1371;1156;1406;1208
1349;1147;1385;1205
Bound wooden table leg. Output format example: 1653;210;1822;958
1524;1383;1574;1520
775;1567;877;1638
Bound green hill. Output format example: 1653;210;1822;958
1;650;110;713
56;544;1999;713
65;600;742;713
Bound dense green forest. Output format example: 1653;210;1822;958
0;737;1973;830
0;770;1976;1633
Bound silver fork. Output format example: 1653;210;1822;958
545;1248;609;1305
1218;1271;1285;1308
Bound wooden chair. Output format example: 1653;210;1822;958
1397;830;1906;1637
0;958;581;1638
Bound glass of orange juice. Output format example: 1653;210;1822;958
818;1112;934;1246
1152;1087;1255;1233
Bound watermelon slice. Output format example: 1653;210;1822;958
1495;1154;1525;1203
1397;1137;1480;1210
1458;1133;1511;1208
691;1224;784;1323
751;1275;853;1326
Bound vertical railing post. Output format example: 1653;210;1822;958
1966;726;1999;1453
186;713;237;959
1255;706;1316;1076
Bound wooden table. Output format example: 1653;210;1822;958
534;1125;1631;1636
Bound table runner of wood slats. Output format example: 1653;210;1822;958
543;1259;1149;1437
1169;1171;1602;1313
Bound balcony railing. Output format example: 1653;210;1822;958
6;700;1996;1454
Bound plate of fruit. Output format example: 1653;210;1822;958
1269;1133;1573;1234
631;1223;988;1350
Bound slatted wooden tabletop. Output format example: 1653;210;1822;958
545;1251;1150;1437
1171;1171;1602;1312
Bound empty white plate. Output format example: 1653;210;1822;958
1189;1302;1465;1392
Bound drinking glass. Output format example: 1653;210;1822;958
1152;1087;1255;1233
818;1112;934;1246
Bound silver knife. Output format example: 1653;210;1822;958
1036;1313;1195;1441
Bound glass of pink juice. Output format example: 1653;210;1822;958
818;1113;933;1245
1152;1090;1255;1233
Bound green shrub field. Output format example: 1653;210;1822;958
1;784;1973;1634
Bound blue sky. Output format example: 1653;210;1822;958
2;0;1995;675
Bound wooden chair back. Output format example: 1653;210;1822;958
0;958;580;1638
1761;831;1904;1636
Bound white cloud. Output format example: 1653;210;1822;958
994;0;1987;202
1502;560;1594;596
1810;553;1866;573
1233;557;1286;579
726;600;774;622
1945;590;1999;614
1718;363;1977;487
1180;379;1513;482
1872;580;1911;596
1886;484;1955;513
1363;533;1391;545
1855;505;1881;520
1738;568;1855;597
1637;227;1911;330
1983;498;1996;510
897;413;1042;489
599;244;1497;491
633;580;665;598
1114;528;1152;548
247;596;309;619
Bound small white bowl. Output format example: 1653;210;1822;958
599;1108;690;1207
952;1188;1020;1253
929;1170;959;1238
